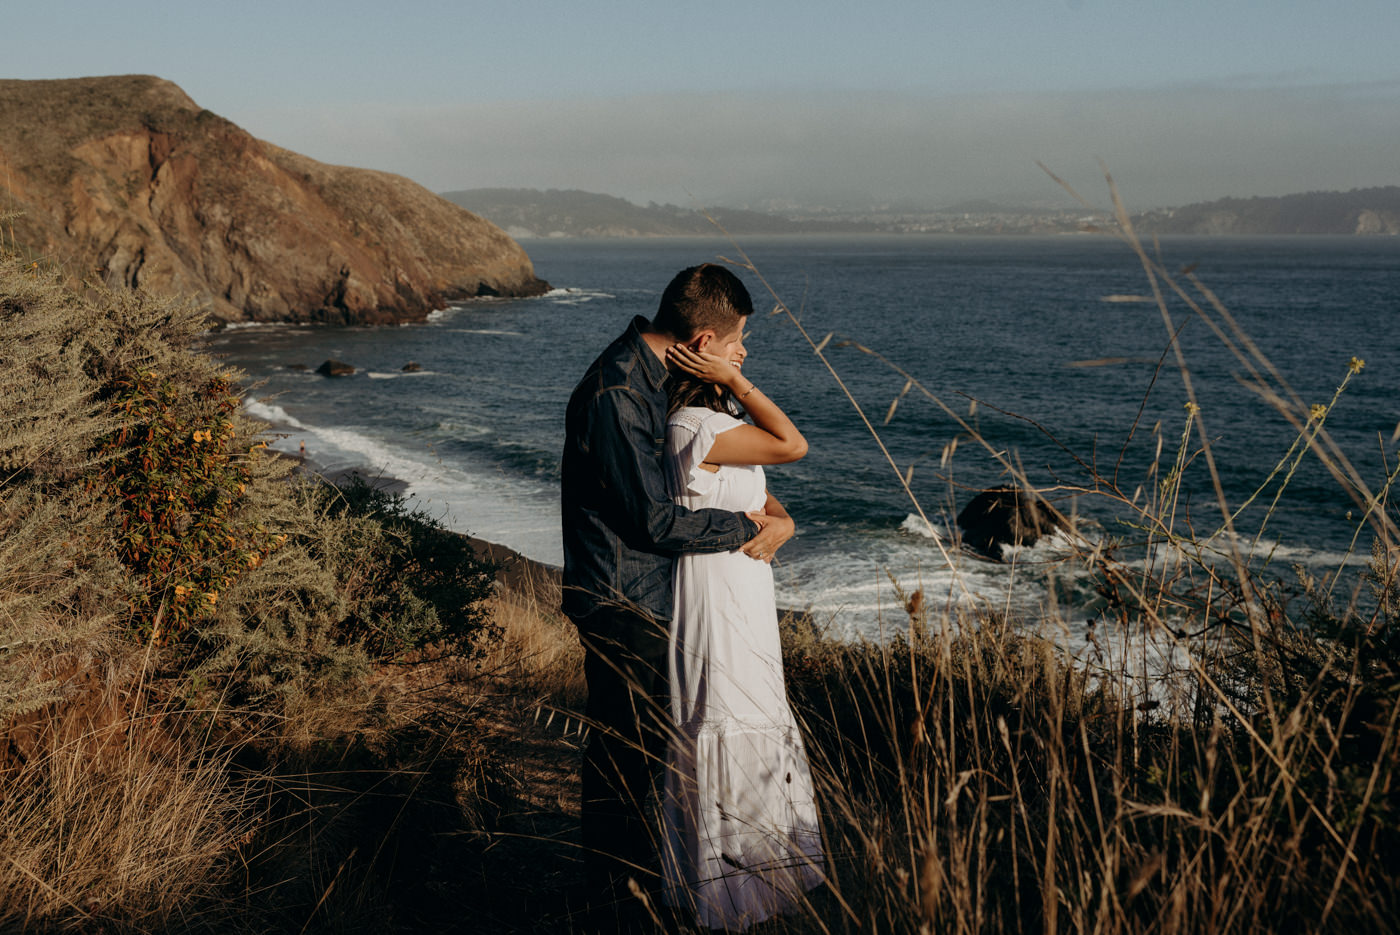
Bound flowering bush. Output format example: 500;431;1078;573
90;369;281;642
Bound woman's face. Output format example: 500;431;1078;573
705;323;749;371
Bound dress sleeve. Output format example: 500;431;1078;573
666;409;745;497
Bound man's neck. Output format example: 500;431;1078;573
639;323;673;363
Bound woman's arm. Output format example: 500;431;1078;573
742;490;796;563
587;385;760;553
665;344;808;466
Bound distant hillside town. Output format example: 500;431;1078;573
443;186;1400;238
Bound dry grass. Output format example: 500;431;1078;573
0;660;253;932
474;569;586;711
770;586;1398;934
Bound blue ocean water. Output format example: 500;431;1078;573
208;235;1399;636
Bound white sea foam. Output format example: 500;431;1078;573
1228;535;1370;568
1126;531;1372;572
1000;527;1099;562
366;370;440;379
243;398;309;430
441;329;525;336
544;287;614;305
778;527;1200;701
214;320;309;331
775;530;1060;637
897;513;952;540
242;397;562;564
433;419;493;438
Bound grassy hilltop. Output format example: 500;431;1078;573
2;237;1399;932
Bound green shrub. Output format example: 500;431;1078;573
315;473;500;659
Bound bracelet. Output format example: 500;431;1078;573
737;384;758;400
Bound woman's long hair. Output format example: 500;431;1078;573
667;373;738;418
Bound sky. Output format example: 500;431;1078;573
4;0;1399;210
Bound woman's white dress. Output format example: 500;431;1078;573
660;406;824;930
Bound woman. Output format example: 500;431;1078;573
658;338;824;930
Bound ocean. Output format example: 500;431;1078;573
208;235;1399;640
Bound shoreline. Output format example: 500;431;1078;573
281;452;564;608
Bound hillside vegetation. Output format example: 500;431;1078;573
0;252;519;930
1132;186;1400;235
441;187;878;237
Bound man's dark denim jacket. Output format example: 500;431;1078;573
562;316;758;624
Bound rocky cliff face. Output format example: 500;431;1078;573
0;76;548;324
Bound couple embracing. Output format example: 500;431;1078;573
561;264;824;931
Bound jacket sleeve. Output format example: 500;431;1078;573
590;386;757;554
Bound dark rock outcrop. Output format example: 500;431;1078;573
0;75;549;325
956;486;1067;560
315;359;355;377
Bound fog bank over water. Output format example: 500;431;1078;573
238;80;1400;211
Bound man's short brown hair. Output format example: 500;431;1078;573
651;264;753;341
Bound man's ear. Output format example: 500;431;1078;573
690;329;716;352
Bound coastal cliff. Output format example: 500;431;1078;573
0;75;548;324
1134;186;1400;235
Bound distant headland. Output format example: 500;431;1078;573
443;186;1400;238
0;76;548;325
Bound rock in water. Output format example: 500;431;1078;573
401;361;423;372
0;75;549;325
956;486;1066;560
315;359;355;377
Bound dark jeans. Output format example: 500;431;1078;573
574;608;673;918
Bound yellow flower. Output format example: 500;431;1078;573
1309;404;1327;422
1348;356;1365;375
1184;401;1201;416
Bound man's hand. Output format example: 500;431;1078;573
740;492;795;563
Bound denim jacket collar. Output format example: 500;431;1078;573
625;315;669;395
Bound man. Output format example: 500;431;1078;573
561;264;793;922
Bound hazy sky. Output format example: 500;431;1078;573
5;0;1399;209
